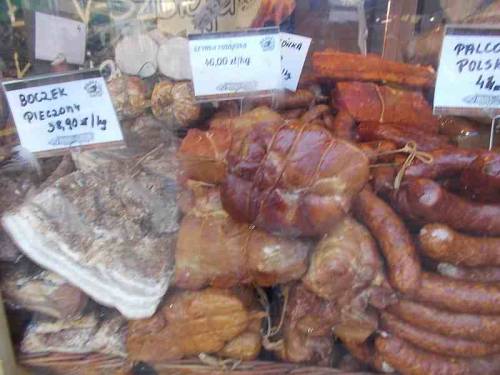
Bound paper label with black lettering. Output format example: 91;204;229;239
2;70;124;157
434;25;500;115
35;12;87;65
189;28;281;100
280;32;312;91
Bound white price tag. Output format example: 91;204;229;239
280;32;312;91
35;12;87;65
189;29;281;99
3;71;124;157
434;25;500;115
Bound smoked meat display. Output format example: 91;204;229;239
3;3;500;374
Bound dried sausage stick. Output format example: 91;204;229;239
380;312;500;357
375;335;500;375
405;148;479;179
353;188;421;295
387;299;500;343
419;224;500;267
405;178;500;236
437;263;500;283
413;272;500;315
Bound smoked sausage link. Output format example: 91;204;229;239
404;178;500;236
414;272;500;315
353;188;421;295
380;312;500;357
375;335;500;375
388;299;500;343
405;148;479;179
419;224;500;267
437;263;500;283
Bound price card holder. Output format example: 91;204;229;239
2;70;124;157
434;25;500;149
189;27;282;101
280;32;312;91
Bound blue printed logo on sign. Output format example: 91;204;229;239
84;80;102;97
260;36;275;51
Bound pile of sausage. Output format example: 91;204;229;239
315;51;500;374
358;148;500;375
170;50;500;374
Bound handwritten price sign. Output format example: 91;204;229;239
3;70;124;157
189;28;282;100
434;25;500;115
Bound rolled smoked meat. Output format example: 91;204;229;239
222;120;369;237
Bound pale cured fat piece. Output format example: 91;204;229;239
2;145;179;319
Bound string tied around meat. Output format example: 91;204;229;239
256;285;290;352
374;84;386;122
198;353;242;371
370;141;434;190
130;143;164;177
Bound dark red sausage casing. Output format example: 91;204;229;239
405;148;479;179
437;263;500;283
380;312;500;357
419;223;500;267
353;188;421;295
387;299;500;344
414;272;500;315
404;178;500;236
461;152;500;203
375;335;500;375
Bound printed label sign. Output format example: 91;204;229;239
189;28;281;99
280;32;312;91
35;12;87;65
3;70;124;157
434;25;500;115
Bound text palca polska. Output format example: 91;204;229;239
454;42;500;74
